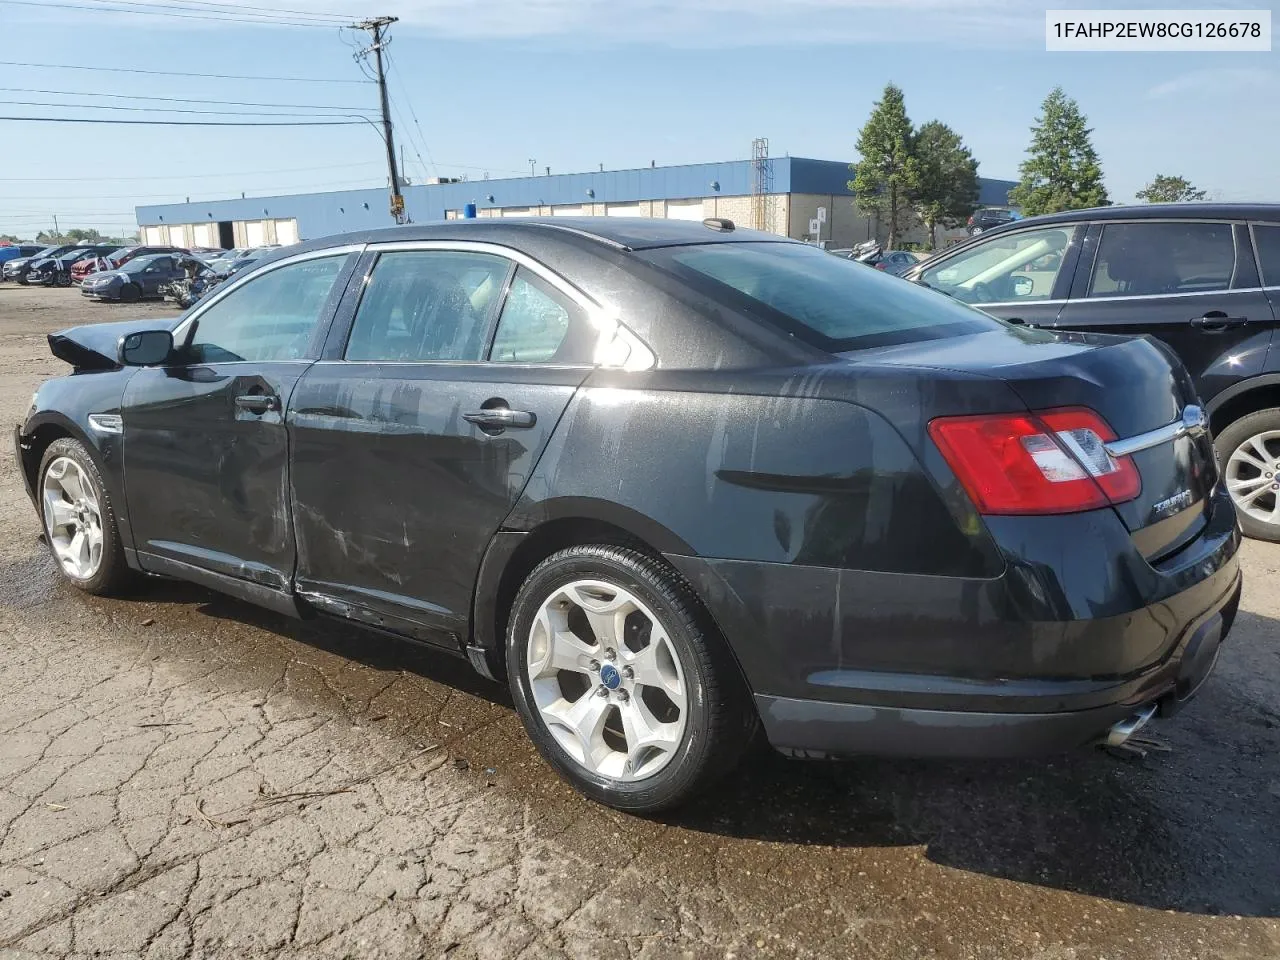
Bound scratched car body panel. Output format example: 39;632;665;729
15;218;1243;808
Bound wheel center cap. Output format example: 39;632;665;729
599;663;621;690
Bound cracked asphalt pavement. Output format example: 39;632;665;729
0;287;1277;960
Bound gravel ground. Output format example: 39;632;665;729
0;286;1277;960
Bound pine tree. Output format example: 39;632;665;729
1136;174;1208;203
849;84;920;248
1009;87;1108;216
912;120;979;250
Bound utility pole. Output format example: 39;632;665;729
352;16;406;224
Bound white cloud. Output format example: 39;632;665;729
1147;67;1279;100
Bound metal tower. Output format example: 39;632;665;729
751;137;773;232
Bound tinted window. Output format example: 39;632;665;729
921;225;1076;304
1088;222;1235;297
187;254;347;364
490;267;594;363
346;250;509;362
1252;225;1280;286
643;241;998;350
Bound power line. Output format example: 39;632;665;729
81;0;357;23
0;98;372;118
0;116;370;126
0;60;371;84
0;86;374;112
385;52;437;180
0;160;385;182
8;0;346;28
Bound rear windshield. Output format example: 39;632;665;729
640;241;1000;351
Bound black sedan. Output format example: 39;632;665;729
79;253;203;302
15;218;1242;812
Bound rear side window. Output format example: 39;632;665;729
1252;225;1280;286
642;241;999;351
1088;222;1235;297
489;267;595;364
346;250;510;362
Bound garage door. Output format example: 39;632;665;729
665;199;705;221
500;207;535;218
244;221;268;247
606;203;643;217
167;225;188;247
191;223;217;248
142;226;166;245
274;219;299;245
552;205;583;217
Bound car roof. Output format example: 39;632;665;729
994;202;1280;231
285;216;791;256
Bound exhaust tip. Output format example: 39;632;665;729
1105;703;1158;748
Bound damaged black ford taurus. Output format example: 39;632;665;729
15;218;1242;812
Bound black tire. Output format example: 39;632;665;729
37;437;133;596
505;544;756;813
1215;408;1280;542
119;283;141;303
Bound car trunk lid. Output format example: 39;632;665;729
854;327;1217;560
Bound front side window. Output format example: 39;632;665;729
346;250;510;362
643;241;1001;351
920;225;1077;304
186;254;347;364
490;267;595;364
1088;222;1235;298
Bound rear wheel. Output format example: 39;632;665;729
39;438;132;595
118;283;141;303
1216;408;1280;541
506;545;755;813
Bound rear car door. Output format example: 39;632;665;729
916;222;1083;328
122;248;359;593
1053;220;1277;406
288;242;598;646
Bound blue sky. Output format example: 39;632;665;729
2;0;1277;239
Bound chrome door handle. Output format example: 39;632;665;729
463;408;536;430
234;394;280;413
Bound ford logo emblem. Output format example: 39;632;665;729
599;663;621;689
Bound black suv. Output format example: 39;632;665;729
966;208;1018;235
906;203;1280;541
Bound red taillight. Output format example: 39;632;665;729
928;408;1140;515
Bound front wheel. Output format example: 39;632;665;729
38;438;132;595
506;544;755;813
118;283;141;303
1216;408;1280;541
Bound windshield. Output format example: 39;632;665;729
640;241;1001;350
121;256;164;274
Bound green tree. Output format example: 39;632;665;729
35;230;65;244
1009;87;1108;215
1136;174;1207;203
850;83;920;248
912;120;979;250
0;234;20;244
65;227;104;243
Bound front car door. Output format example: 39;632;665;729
288;241;601;646
1053;219;1277;405
915;222;1084;328
121;247;360;594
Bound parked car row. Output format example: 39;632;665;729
1;243;279;296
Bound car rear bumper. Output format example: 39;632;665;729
667;485;1242;758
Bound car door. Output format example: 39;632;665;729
288;242;599;646
122;247;360;595
915;222;1084;328
1053;220;1277;406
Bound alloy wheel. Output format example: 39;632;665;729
527;579;688;782
1225;430;1280;526
41;456;104;580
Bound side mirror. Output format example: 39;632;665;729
118;329;173;366
1011;275;1034;298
